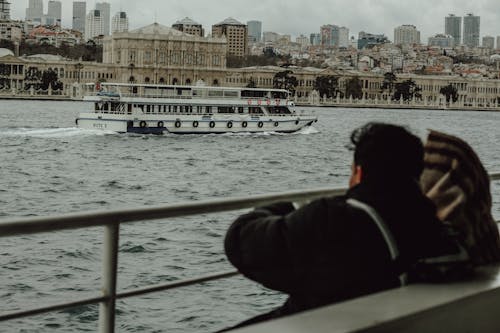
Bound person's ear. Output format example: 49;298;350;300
349;164;363;187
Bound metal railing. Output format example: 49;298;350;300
1;173;499;332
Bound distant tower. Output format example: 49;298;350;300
112;11;129;33
247;20;262;43
212;17;248;57
445;14;461;46
47;1;62;26
0;0;10;20
26;0;43;24
172;17;204;37
482;36;494;49
338;27;349;48
394;25;421;45
96;2;111;36
463;13;480;48
85;9;104;41
72;1;86;33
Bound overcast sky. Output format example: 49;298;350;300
11;0;500;41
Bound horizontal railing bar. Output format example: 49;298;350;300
0;187;347;237
0;295;107;322
117;270;240;299
1;171;499;237
0;270;240;323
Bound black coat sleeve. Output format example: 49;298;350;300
224;199;332;293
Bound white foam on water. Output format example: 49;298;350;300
0;127;117;138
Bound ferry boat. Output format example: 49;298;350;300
76;83;318;134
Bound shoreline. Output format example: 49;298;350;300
1;95;499;112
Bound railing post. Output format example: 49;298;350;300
99;223;120;333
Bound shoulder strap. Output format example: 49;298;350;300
346;198;408;286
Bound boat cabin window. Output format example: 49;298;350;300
192;89;203;97
238;107;244;113
205;106;212;113
248;106;264;114
271;91;288;99
267;106;291;114
208;90;223;97
241;90;268;98
223;90;238;97
218;106;235;113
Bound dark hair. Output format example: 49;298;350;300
350;122;424;182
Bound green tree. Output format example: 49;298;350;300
313;75;340;98
345;76;363;99
393;79;421;101
273;70;298;96
439;84;459;103
41;68;63;90
381;72;397;98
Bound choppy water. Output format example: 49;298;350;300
1;100;500;332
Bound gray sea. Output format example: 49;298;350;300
1;99;500;332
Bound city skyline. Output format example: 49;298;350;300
10;0;500;41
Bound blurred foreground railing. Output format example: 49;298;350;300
0;172;499;332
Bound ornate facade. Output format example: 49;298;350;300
102;23;227;85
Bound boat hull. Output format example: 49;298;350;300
76;114;317;134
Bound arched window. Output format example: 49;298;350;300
129;76;135;82
213;79;219;86
145;77;150;83
159;77;165;84
185;78;191;85
172;78;178;85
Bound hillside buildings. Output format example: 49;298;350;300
394;25;420;45
428;34;454;48
212;17;247;57
172;17;204;37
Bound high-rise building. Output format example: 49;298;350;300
95;2;111;36
463;13;480;48
357;31;389;49
112;11;128;33
47;1;62;26
26;0;43;23
85;9;104;41
309;33;320;46
394;25;420;45
497;36;500;50
445;14;461;46
0;0;10;20
72;1;86;33
172;17;204;37
338;26;349;48
428;33;454;48
212;17;248;57
482;36;494;49
320;24;348;47
247;20;262;43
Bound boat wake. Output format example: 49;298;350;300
0;127;116;138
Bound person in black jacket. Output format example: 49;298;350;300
222;122;462;330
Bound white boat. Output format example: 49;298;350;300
76;83;318;134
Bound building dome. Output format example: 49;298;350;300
490;54;500;61
0;48;14;57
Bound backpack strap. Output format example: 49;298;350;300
346;198;408;286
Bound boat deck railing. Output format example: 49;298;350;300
1;172;499;333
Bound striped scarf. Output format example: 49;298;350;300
420;130;500;265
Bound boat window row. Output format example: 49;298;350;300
130;104;266;115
